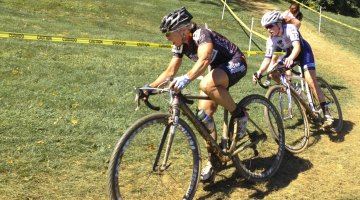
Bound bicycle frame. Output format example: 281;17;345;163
269;64;322;120
288;66;323;118
138;87;235;169
137;87;266;168
168;93;233;163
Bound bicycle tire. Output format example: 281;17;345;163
108;113;201;200
315;77;343;133
232;94;285;182
265;85;310;153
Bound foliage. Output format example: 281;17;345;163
290;0;360;16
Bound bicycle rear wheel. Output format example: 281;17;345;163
314;77;343;133
108;113;201;200
232;94;285;182
266;85;310;153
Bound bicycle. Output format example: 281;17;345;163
256;61;343;153
107;80;285;200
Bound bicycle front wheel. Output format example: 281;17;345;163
315;77;343;133
108;113;201;200
233;94;285;182
266;85;310;153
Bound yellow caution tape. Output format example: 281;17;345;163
219;0;268;41
245;51;284;55
292;0;360;32
1;31;283;55
0;31;173;48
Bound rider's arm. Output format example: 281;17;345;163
258;57;272;75
258;38;273;74
284;17;301;29
186;42;213;80
150;57;182;87
284;41;301;67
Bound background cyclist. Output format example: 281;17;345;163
145;7;247;181
283;2;303;28
253;10;333;126
267;3;303;82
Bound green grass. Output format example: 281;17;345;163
0;0;358;199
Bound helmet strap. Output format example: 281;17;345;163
182;32;186;40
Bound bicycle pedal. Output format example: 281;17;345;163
320;123;332;130
200;170;216;184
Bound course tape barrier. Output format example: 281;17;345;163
219;0;268;41
0;31;173;48
0;31;285;55
292;0;360;32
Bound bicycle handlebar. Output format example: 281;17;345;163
134;86;197;111
134;87;163;111
255;61;301;89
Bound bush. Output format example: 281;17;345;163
288;0;360;17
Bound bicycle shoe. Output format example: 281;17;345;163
233;110;248;139
323;103;334;127
200;161;215;182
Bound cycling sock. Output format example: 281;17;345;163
230;105;245;118
320;101;327;115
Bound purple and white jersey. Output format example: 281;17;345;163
172;24;244;68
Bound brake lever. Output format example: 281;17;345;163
133;86;161;111
134;87;141;112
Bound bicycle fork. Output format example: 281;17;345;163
153;95;180;172
280;74;294;120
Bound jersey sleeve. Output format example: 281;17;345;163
265;38;275;58
286;24;300;42
192;29;212;46
172;45;184;58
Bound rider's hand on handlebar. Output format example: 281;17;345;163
252;71;261;84
169;74;191;93
284;57;294;69
142;84;153;99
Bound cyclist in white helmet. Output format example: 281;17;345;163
265;5;302;84
145;7;248;181
253;10;333;126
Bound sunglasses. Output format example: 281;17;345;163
265;24;275;29
165;32;172;37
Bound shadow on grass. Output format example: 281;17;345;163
309;119;353;146
198;153;311;199
328;84;347;91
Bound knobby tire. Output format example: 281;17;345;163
107;113;201;200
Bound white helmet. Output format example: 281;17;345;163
261;10;283;27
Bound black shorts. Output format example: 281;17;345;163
217;56;247;88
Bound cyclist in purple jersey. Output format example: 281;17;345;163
253;10;333;126
145;7;247;181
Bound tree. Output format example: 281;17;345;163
289;0;360;17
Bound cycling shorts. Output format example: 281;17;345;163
216;56;247;88
297;39;315;71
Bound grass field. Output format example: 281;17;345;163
0;0;359;199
